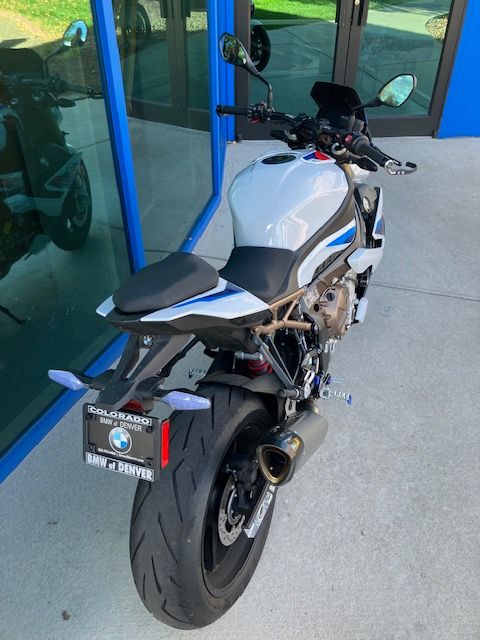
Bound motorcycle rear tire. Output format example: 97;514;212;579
51;160;92;251
129;384;276;629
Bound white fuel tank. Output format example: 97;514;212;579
228;150;349;251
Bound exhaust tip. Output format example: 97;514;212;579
257;445;292;486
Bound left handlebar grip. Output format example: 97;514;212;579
216;105;249;117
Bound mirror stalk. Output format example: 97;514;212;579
44;45;65;63
352;97;382;112
257;77;273;109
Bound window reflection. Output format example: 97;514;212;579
0;14;130;455
113;0;212;263
249;0;338;113
356;0;455;116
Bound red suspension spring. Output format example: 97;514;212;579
247;359;272;377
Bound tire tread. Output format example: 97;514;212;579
129;384;275;629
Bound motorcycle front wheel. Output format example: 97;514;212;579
250;24;271;72
51;160;92;251
129;384;276;629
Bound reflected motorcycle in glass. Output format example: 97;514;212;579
250;1;271;72
0;21;96;281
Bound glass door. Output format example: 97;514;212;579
112;0;213;259
236;0;467;138
116;0;210;129
249;0;340;113
236;0;342;138
342;0;468;135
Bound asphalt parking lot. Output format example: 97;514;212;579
1;137;479;640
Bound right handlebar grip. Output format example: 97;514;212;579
216;105;249;117
351;136;390;167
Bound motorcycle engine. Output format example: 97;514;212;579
301;270;357;338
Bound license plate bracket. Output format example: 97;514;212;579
83;403;162;482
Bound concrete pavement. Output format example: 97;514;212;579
1;137;479;640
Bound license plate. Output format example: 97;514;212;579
83;404;163;482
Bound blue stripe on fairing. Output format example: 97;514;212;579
375;216;385;235
172;288;239;308
326;225;356;247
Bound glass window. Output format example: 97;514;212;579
113;0;212;263
356;0;456;116
250;1;339;113
0;10;131;456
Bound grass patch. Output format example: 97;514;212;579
6;0;92;36
254;0;398;22
255;0;338;22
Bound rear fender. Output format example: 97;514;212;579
197;372;284;423
96;334;190;409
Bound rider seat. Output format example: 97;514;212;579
113;252;218;314
112;247;298;315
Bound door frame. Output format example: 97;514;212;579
235;0;468;139
127;0;210;130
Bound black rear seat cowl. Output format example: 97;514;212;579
113;252;218;314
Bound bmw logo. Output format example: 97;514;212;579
109;427;132;454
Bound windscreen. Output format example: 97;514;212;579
310;81;367;131
0;48;45;78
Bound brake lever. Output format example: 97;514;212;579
384;159;417;176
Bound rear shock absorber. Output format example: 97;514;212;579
235;351;273;377
247;359;273;377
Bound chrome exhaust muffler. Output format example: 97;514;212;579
256;400;328;486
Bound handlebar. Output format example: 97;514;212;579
217;103;295;125
348;134;390;167
345;133;417;175
216;105;249;117
9;76;101;99
216;103;416;175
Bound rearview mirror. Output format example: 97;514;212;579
219;32;274;109
219;33;252;69
377;74;417;108
63;20;88;48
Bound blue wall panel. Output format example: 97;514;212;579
439;0;480;137
0;1;234;482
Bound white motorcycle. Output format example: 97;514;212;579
49;33;417;630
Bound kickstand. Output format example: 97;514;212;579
0;304;26;325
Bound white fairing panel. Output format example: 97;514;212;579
347;247;384;274
348;164;370;184
229;150;349;250
140;278;269;322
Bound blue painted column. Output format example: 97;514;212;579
439;0;480;137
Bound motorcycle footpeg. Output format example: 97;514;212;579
277;387;302;400
320;387;353;406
